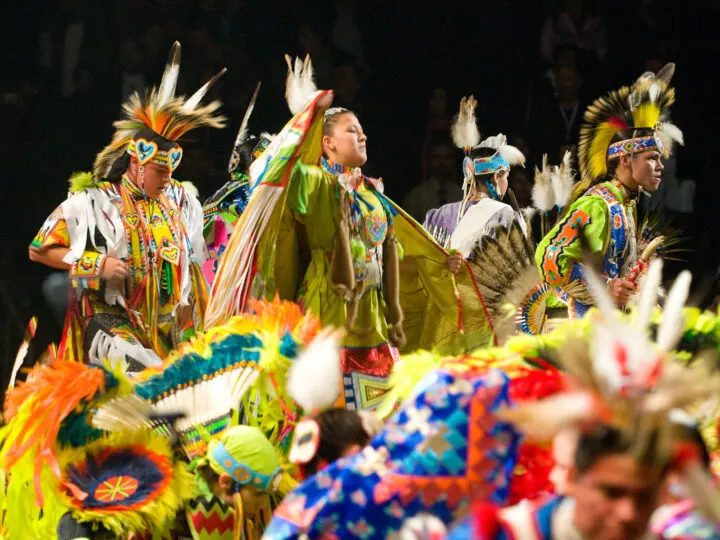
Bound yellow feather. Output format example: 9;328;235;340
587;121;620;179
633;103;662;130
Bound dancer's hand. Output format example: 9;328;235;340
101;257;129;280
389;320;406;348
608;278;635;306
446;253;463;275
317;90;334;111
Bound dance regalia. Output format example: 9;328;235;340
202;174;251;285
447;496;575;540
651;501;720;539
29;42;224;369
532;63;683;328
33;175;208;370
0;359;194;539
205;89;495;411
202;84;270;286
424;97;526;256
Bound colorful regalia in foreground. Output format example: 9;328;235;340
448;261;720;539
0;298;339;539
28;42;225;370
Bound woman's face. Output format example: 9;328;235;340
322;113;368;168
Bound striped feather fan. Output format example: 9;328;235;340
465;218;542;343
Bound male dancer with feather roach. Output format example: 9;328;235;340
533;63;683;329
28;42;225;370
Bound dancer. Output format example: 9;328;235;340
534;63;683;323
424;96;526;267
28;42;225;369
206;56;495;410
202;83;273;285
447;263;720;539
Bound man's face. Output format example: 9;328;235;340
568;454;661;540
629;150;665;192
139;161;171;199
549;429;578;495
428;144;455;180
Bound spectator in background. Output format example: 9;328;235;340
36;0;110;98
527;64;585;166
530;44;578;104
332;0;368;71
141;25;169;81
540;0;607;64
297;21;334;89
331;55;364;114
119;36;146;104
403;138;462;223
508;167;532;209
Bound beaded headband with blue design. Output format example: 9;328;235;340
462;153;511;180
211;441;282;492
606;132;663;160
127;138;183;172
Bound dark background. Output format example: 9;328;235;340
1;0;719;386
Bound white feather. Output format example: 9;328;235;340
182;68;227;113
635;258;663;331
91;394;153;432
232;82;262;149
532;155;555;212
286;327;343;412
660;121;684;146
285;54;317;115
497;392;597;441
157;41;181;106
180;181;199;198
497;144;526;167
9;340;29;390
649;82;661;103
583;265;617;321
300;55;316;105
584;265;654;393
450;96;481;150
479;133;507;150
551;151;575;209
656;270;692;352
656;62;675;85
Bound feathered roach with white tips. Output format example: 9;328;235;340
93;41;226;182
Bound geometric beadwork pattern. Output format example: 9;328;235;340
266;368;520;539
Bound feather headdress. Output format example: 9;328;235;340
93;41;227;181
228;81;262;177
499;260;720;510
576;63;683;198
